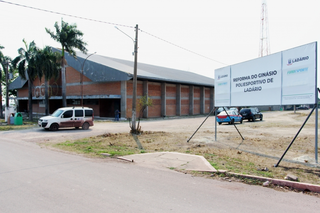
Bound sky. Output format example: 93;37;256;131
0;0;319;81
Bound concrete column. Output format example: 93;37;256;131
176;84;181;116
189;85;194;115
121;81;127;118
210;87;214;110
161;82;166;117
200;86;205;114
143;80;148;118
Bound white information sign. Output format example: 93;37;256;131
214;42;317;107
214;66;231;106
231;53;282;106
282;42;316;105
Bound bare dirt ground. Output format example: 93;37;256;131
134;109;319;165
186;110;318;164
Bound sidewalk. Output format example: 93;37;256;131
122;152;217;172
121;152;320;193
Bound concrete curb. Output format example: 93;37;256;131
226;172;320;193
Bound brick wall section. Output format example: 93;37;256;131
66;67;82;83
194;99;200;114
181;86;189;115
194;87;200;114
68;82;121;96
148;98;161;117
166;84;176;116
205;88;211;113
65;67;122;96
126;81;144;118
18;87;29;98
20;76;62;98
148;82;161;117
126;80;144;96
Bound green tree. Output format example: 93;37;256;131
0;45;5;118
12;39;39;121
130;95;153;134
45;19;87;107
0;45;14;119
34;46;61;115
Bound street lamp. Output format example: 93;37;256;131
80;52;96;106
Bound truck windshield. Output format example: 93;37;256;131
51;109;63;117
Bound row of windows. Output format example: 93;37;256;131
63;110;93;118
67;99;99;105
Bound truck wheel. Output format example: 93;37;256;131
49;123;59;131
82;122;90;130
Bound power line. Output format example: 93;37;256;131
140;30;228;65
0;0;134;29
0;0;227;66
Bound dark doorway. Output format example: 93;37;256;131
18;100;28;113
100;99;121;117
49;100;63;114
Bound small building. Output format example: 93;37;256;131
9;48;215;119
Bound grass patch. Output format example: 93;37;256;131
54;133;140;157
0;119;37;131
50;131;320;186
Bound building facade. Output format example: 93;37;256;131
10;48;215;119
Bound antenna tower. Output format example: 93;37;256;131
259;0;270;57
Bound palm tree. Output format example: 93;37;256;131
12;39;39;121
0;45;5;118
34;46;61;115
0;45;13;119
45;19;88;107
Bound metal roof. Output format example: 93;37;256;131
57;48;214;87
9;76;27;90
10;48;215;90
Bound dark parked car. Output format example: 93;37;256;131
297;106;309;110
239;107;263;122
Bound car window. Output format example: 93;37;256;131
240;109;249;113
63;110;73;118
75;110;84;117
85;110;93;117
52;109;63;117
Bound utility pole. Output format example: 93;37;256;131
131;24;138;132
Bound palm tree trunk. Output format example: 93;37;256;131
28;79;33;121
61;56;66;107
45;80;49;115
0;71;3;118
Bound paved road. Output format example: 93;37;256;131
1;125;319;212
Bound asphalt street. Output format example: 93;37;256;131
0;125;319;212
